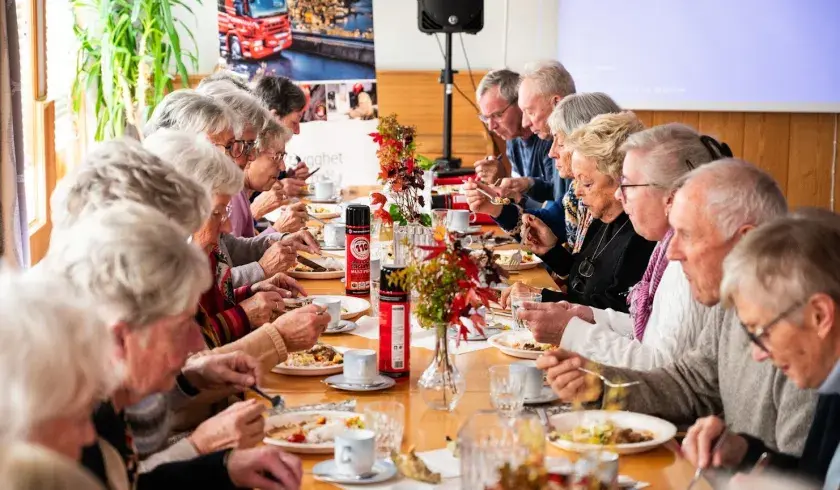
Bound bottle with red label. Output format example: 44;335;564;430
379;265;410;378
345;204;371;296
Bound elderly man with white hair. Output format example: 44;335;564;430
0;269;116;461
46;204;303;490
536;159;818;460
472;68;561;208
495;60;577;204
681;209;840;488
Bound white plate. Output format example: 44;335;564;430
324;374;397;392
487;331;555;360
495;250;543;271
312;459;398;484
271;345;347;376
287;269;345;280
309;295;370;319
307;204;342;219
548;410;677;455
263;410;364;454
307;196;342;204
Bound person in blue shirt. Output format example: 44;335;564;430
474;67;570;209
681;209;840;489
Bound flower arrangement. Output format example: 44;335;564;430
369;114;433;226
386;228;507;341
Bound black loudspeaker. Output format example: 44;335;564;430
418;0;484;34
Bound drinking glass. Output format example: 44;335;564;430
363;401;405;460
489;365;526;418
370;258;381;317
510;291;542;330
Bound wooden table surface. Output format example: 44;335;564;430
260;189;707;489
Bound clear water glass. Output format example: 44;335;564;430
511;292;542;330
489;365;526;418
393;224;435;265
363;401;405;460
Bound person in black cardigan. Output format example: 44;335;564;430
488;111;654;313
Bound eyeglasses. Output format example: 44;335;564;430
740;301;805;354
570;257;596;294
221;139;258;160
271;150;288;164
212;204;233;224
479;99;517;124
618;182;655;201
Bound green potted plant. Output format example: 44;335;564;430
71;0;200;140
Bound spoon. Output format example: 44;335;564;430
476;187;511;206
686;426;730;490
250;386;285;411
577;367;641;389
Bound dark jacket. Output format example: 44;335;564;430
739;393;840;485
81;401;237;490
538;212;654;312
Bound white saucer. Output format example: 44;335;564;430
524;386;559;405
312;459;398;484
324;374;396;392
308;196;341;204
318;241;345;251
324;320;357;334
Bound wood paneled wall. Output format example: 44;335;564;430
376;70;840;212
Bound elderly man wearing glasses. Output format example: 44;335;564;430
473;67;567;209
537;159;817;472
680;209;840;488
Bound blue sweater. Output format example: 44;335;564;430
506;134;559;208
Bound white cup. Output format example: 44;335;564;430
335;429;376;476
313;297;342;329
315;180;335;200
446;209;476;233
510;360;543;399
324;223;346;248
343;349;377;383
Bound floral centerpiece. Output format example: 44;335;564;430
387;228;507;410
369;114;432;226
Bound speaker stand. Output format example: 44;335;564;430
434;32;462;171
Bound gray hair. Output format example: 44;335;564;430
721;209;840;311
143;129;244;196
44;203;212;328
196;80;283;149
678;158;788;238
0;442;107;490
548;92;621;137
520;60;577;98
143;89;239;138
0;269;117;444
476;68;520;104
198;70;252;93
50;138;210;235
622;123;719;191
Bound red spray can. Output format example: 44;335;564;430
345;204;370;296
379;264;410;378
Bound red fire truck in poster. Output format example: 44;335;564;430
218;0;293;61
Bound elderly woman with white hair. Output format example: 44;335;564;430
513;124;732;369
46;204;303;490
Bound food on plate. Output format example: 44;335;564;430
266;415;364;444
307;226;324;241
293;256;343;272
445;435;460;458
391;447;442;484
431;184;461;195
549;421;654;445
510;340;555;352
282;344;343;368
484;462;551;490
496;251;536;266
284;297;313;310
308;205;335;214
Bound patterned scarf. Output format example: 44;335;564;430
562;182;593;253
628;229;674;341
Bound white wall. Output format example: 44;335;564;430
175;1;222;75
182;0;560;75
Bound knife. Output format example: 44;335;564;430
296;255;328;272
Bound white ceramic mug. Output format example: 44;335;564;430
446;209;476;233
324;223;346;248
315;180;335;200
335;429;376;476
510;360;543;399
342;349;377;383
313;297;342;329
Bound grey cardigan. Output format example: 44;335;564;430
219;232;285;287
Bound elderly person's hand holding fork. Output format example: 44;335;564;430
463;178;508;218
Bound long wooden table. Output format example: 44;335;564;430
258;189;706;488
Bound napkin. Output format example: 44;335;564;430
332;449;461;490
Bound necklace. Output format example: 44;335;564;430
578;218;630;277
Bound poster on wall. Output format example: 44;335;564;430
217;0;379;186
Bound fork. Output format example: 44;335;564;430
686;426;730;490
577;367;641;389
509;250;523;269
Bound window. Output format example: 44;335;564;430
15;0;36;224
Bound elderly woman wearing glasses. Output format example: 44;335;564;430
45;204;304;490
680;210;840;489
513;125;731;368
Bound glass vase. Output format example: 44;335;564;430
392;222;434;265
417;324;466;411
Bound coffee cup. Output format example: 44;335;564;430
313;297;342;329
335;429;376;476
446;209;476;233
510;360;543;399
343;349;377;383
324;223;346;248
315;180;335;200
